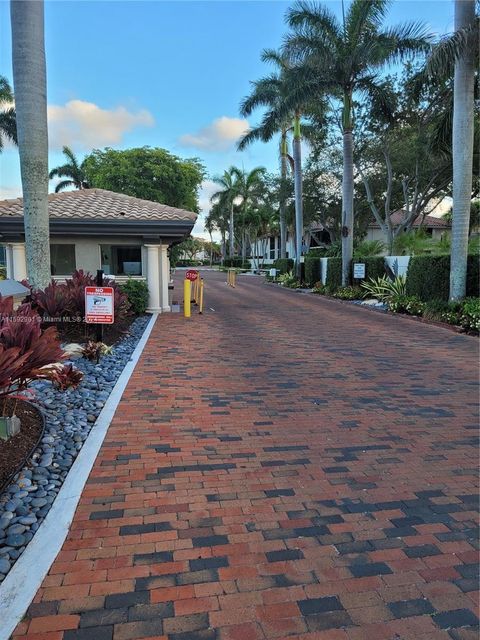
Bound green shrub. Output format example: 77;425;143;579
353;240;386;258
423;299;459;322
224;257;250;269
387;294;425;316
274;258;294;274
120;279;149;314
360;257;387;281
176;259;202;267
333;286;364;300
312;282;328;295
305;256;321;286
325;257;343;291
459;298;480;333
278;271;301;288
361;275;406;301
406;254;479;301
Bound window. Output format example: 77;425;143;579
50;245;75;275
0;245;6;268
269;237;276;260
101;245;142;275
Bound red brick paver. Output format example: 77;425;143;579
13;272;479;639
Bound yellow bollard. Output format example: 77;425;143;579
231;270;236;288
199;279;204;314
184;279;191;318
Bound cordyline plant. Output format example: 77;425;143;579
0;294;83;399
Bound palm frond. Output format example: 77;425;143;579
261;48;288;69
345;0;392;45
286;1;341;44
0;75;14;103
0;107;17;145
54;179;75;193
239;75;282;117
424;18;479;79
375;22;433;66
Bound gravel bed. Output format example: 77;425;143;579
0;315;151;582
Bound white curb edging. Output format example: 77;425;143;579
0;313;158;640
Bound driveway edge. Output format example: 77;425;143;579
0;313;158;640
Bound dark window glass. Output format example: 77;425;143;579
50;245;75;275
101;245;142;275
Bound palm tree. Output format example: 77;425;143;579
284;0;432;285
11;0;51;289
229;166;267;262
211;168;239;257
238;49;320;278
425;1;477;300
206;202;229;265
238;50;295;261
49;145;90;192
0;75;17;151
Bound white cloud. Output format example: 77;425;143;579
179;116;249;151
47;99;154;149
190;179;221;240
0;185;22;200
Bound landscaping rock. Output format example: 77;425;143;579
0;315;150;582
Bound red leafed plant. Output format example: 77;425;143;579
39;363;84;391
0;294;83;399
31;280;70;318
64;269;95;318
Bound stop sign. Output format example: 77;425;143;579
186;269;199;281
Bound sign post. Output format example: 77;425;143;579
85;271;114;343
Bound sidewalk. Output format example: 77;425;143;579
12;271;479;640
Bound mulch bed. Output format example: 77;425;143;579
0;398;45;492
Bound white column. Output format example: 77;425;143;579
5;245;13;279
11;243;27;281
159;244;170;312
145;244;161;313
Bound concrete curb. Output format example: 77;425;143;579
0;313;158;640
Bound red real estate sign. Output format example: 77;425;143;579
85;286;114;324
185;269;199;281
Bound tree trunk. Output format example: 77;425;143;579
279;130;288;259
220;232;225;265
229;202;234;257
209;232;213;267
450;0;475;300
293;115;303;281
341;129;354;286
11;0;51;289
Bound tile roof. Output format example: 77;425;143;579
368;210;451;229
0;189;197;223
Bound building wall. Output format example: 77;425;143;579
46;236;144;276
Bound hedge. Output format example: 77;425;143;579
305;256;321;286
120;279;149;314
406;254;480;301
224;257;251;269
355;257;386;281
274;258;294;274
325;257;343;291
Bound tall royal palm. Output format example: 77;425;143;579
0;75;17;151
211;168;239;257
285;0;431;285
49;145;90;192
238;50;295;262
426;1;477;300
11;0;50;288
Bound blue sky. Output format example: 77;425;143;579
0;0;455;236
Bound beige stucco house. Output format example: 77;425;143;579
0;188;196;313
365;210;451;247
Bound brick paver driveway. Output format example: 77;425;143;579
14;271;479;640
